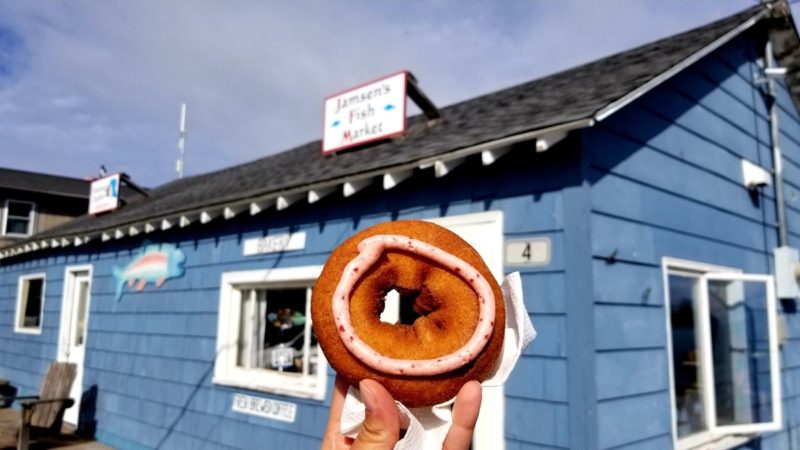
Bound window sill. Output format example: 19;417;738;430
13;327;42;335
680;434;755;450
213;375;325;401
1;234;31;239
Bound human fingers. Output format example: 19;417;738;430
351;379;401;450
442;381;482;450
321;376;354;449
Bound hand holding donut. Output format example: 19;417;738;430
321;375;482;450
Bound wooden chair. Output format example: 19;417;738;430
0;362;77;450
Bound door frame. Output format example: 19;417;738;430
428;210;505;450
58;264;94;424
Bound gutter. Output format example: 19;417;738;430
766;40;790;246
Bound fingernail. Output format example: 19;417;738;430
359;380;377;411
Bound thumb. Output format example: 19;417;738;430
352;379;400;450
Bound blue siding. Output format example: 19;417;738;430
0;144;572;449
587;32;800;449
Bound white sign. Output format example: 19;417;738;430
89;174;121;215
505;238;551;266
323;71;407;154
232;393;297;423
243;232;306;256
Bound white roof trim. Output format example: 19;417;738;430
224;205;245;219
383;169;413;189
343;178;373;197
593;8;768;122
200;210;218;224
434;157;465;178
161;219;173;230
308;186;336;204
250;199;275;215
481;147;510;166
114;229;125;239
144;223;156;233
179;215;194;228
535;131;568;152
277;193;303;211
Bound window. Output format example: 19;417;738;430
15;274;46;334
664;259;782;449
2;200;36;236
215;266;326;399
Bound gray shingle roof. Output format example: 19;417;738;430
1;2;788;253
0;167;90;199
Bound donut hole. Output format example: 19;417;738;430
349;251;478;359
378;287;439;325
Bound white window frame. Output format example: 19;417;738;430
2;199;36;237
15;273;46;335
663;258;783;450
214;265;327;400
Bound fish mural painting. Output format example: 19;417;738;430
113;243;186;301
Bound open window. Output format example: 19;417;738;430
214;266;326;400
15;273;46;334
665;260;782;449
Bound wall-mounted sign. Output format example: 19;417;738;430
113;243;186;301
89;174;121;215
322;71;407;154
243;232;306;256
505;238;551;267
232;393;297;423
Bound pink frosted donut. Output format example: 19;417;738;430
312;220;505;407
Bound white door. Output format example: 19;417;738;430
59;267;93;425
429;211;505;450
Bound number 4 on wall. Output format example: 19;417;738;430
504;238;550;267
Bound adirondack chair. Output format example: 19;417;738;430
0;362;77;450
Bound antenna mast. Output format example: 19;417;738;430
176;103;188;179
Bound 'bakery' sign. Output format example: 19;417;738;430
322;71;407;154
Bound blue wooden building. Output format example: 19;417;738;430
3;2;800;449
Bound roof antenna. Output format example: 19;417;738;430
176;102;188;179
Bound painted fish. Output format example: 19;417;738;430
112;243;186;301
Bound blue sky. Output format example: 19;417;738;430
0;1;792;187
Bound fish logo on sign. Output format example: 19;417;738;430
112;243;186;301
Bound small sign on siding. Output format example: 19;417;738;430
505;238;551;267
232;393;297;423
243;232;306;256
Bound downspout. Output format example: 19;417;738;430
766;40;789;247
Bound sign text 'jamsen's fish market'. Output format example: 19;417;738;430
322;71;407;153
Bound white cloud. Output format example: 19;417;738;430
0;0;775;186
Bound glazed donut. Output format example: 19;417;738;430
312;220;505;407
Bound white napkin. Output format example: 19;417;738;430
339;272;536;449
